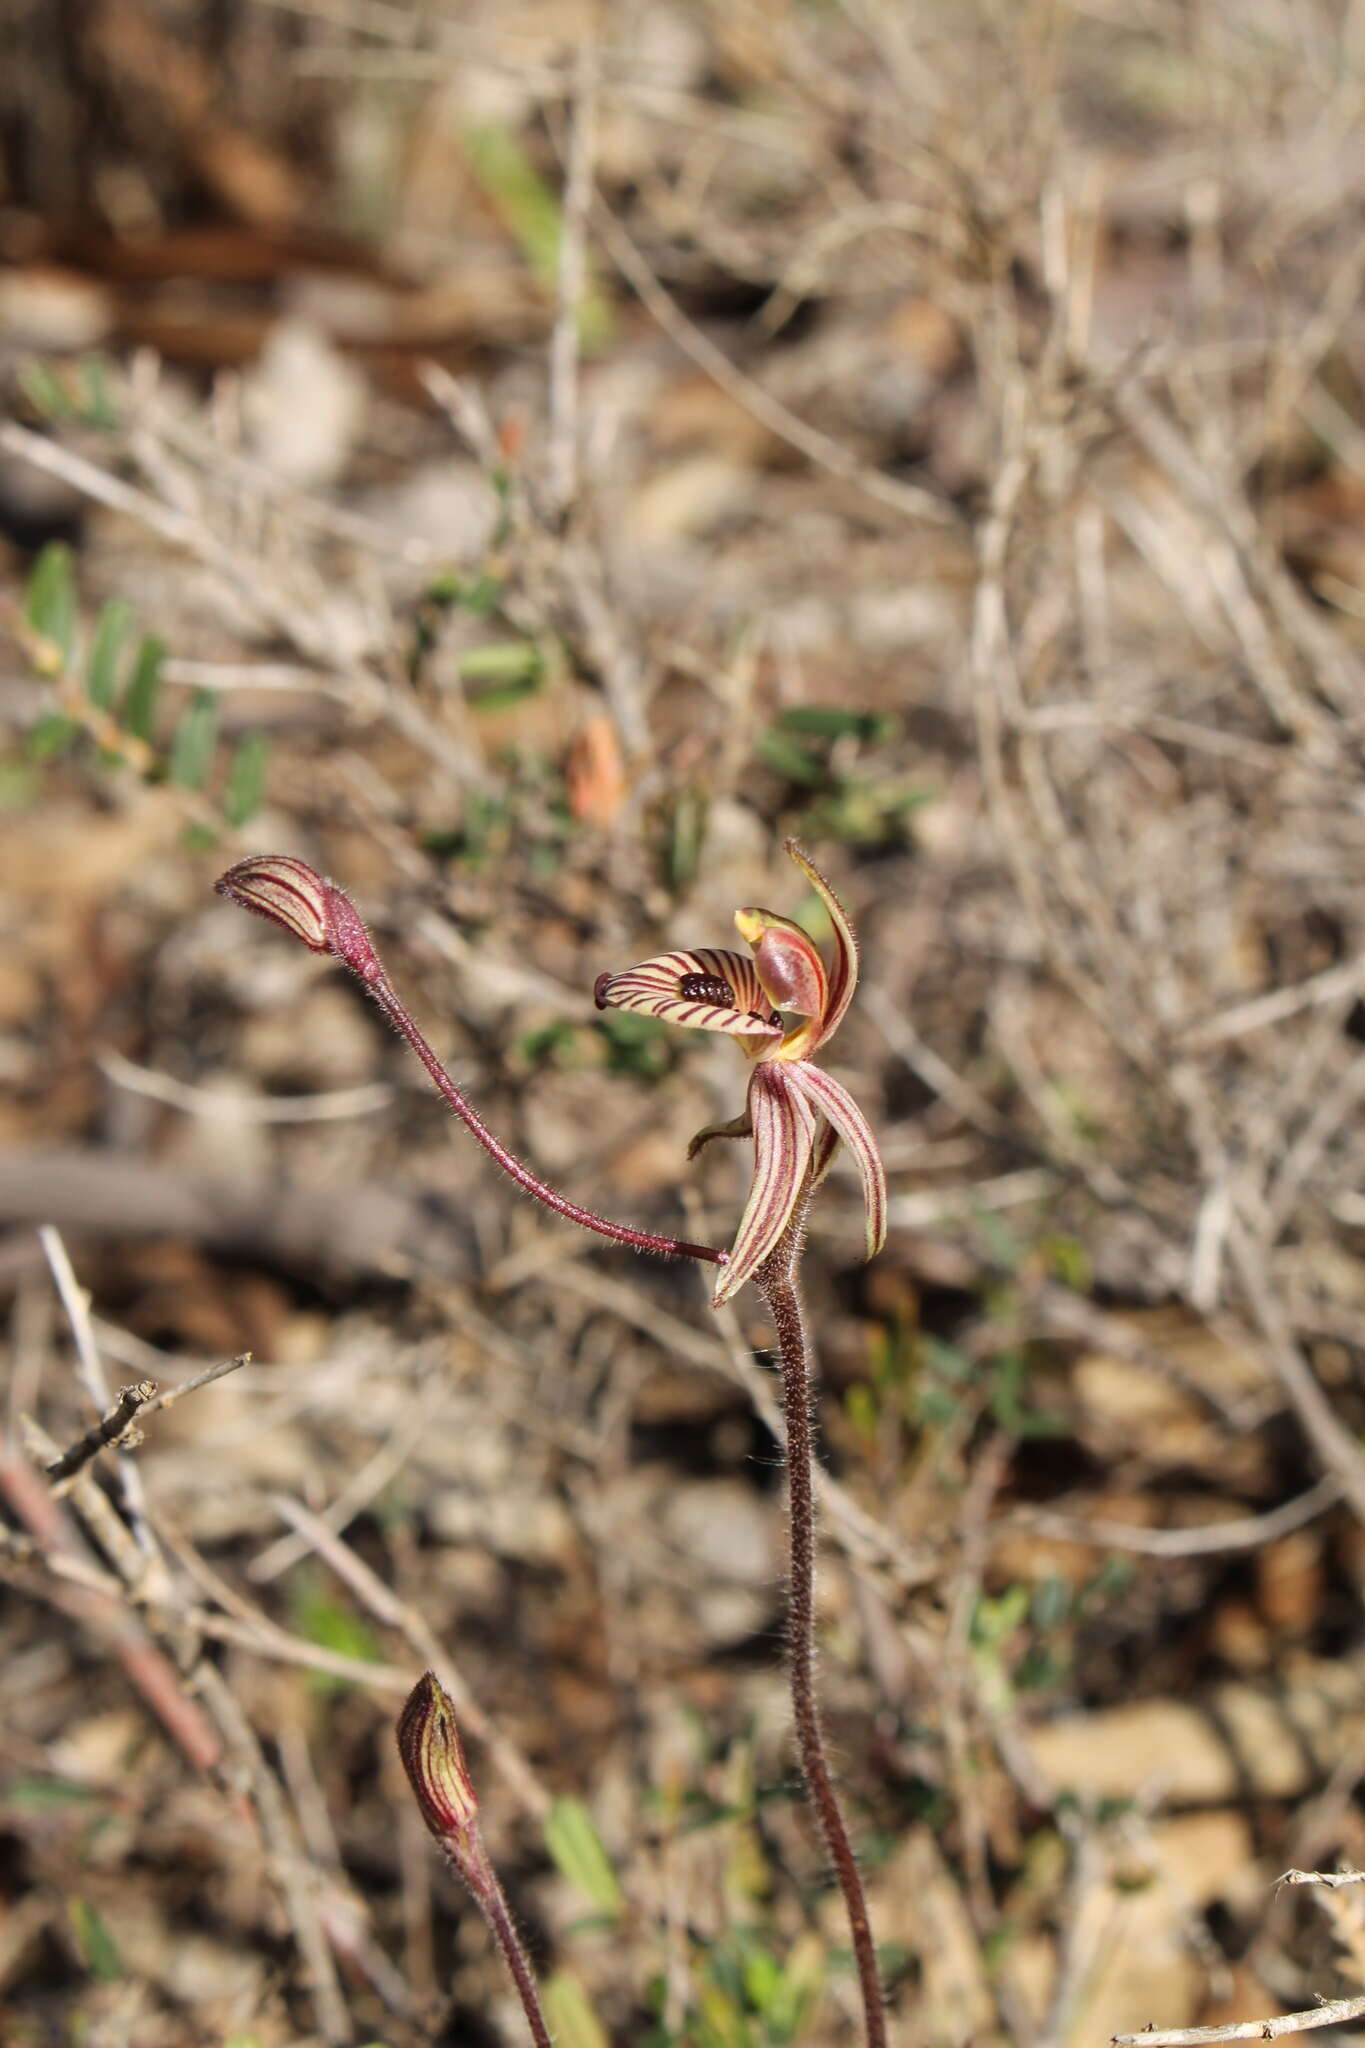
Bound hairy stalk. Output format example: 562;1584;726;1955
397;1670;553;2048
756;1188;886;2048
478;1874;554;2048
214;858;723;1267
361;964;724;1266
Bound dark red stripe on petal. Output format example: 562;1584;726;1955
785;1062;886;1259
712;1065;816;1306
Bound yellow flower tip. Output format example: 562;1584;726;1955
396;1671;479;1843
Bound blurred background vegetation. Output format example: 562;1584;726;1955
7;3;1365;2044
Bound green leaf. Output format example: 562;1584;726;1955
167;689;219;789
460;570;504;617
288;1568;381;1692
990;1350;1069;1439
71;1898;123;1981
544;1797;623;1920
920;1335;975;1384
1031;1575;1071;1631
27;712;80;761
18;354;118;430
777;704;900;743
595;1009;671;1080
85;597;133;710
542;1973;610;2048
0;759;39;808
223;732;270;827
463;123;613;346
756;728;826;785
17;361;71;421
24;541;77;671
844;1382;879;1437
120;634;165;742
7;1776;100;1810
459;639;544;704
662;788;709;894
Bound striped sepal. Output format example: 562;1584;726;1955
595;948;781;1039
785;841;858;1048
810;1117;841;1188
786;1062;886;1261
712;1064;816;1306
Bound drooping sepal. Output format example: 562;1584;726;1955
712;1065;816;1306
786;1063;886;1261
595;948;781;1040
810;1118;840;1188
687;1107;754;1161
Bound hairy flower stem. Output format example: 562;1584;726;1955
470;1863;553;2048
756;1189;886;2048
359;965;724;1268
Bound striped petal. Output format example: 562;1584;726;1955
595;948;782;1040
785;841;858;1048
785;1062;886;1262
712;1064;816;1307
687;1107;753;1161
810;1118;840;1188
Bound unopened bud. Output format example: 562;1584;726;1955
734;908;827;1018
396;1671;479;1845
216;855;384;985
217;854;330;952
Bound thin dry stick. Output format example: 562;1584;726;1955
1226;1218;1365;1527
547;36;598;522
39;1226;161;1569
755;1187;886;2048
139;1351;253;1416
1009;1475;1342;1559
594;198;952;527
1112;1994;1365;2045
44;1380;157;1482
194;1659;352;2047
0;1419;222;1775
266;1491;550;1821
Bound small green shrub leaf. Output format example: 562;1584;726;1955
542;1973;610;2048
28;712;80;760
167;689;219;789
121;634;165;742
544;1797;623;1919
223;732;270;827
71;1899;123;1981
85;597;133;709
24;542;78;670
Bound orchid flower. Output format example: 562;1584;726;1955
594;841;886;1306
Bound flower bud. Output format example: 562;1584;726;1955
216;856;385;986
216;854;331;952
396;1671;479;1845
734;908;828;1019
